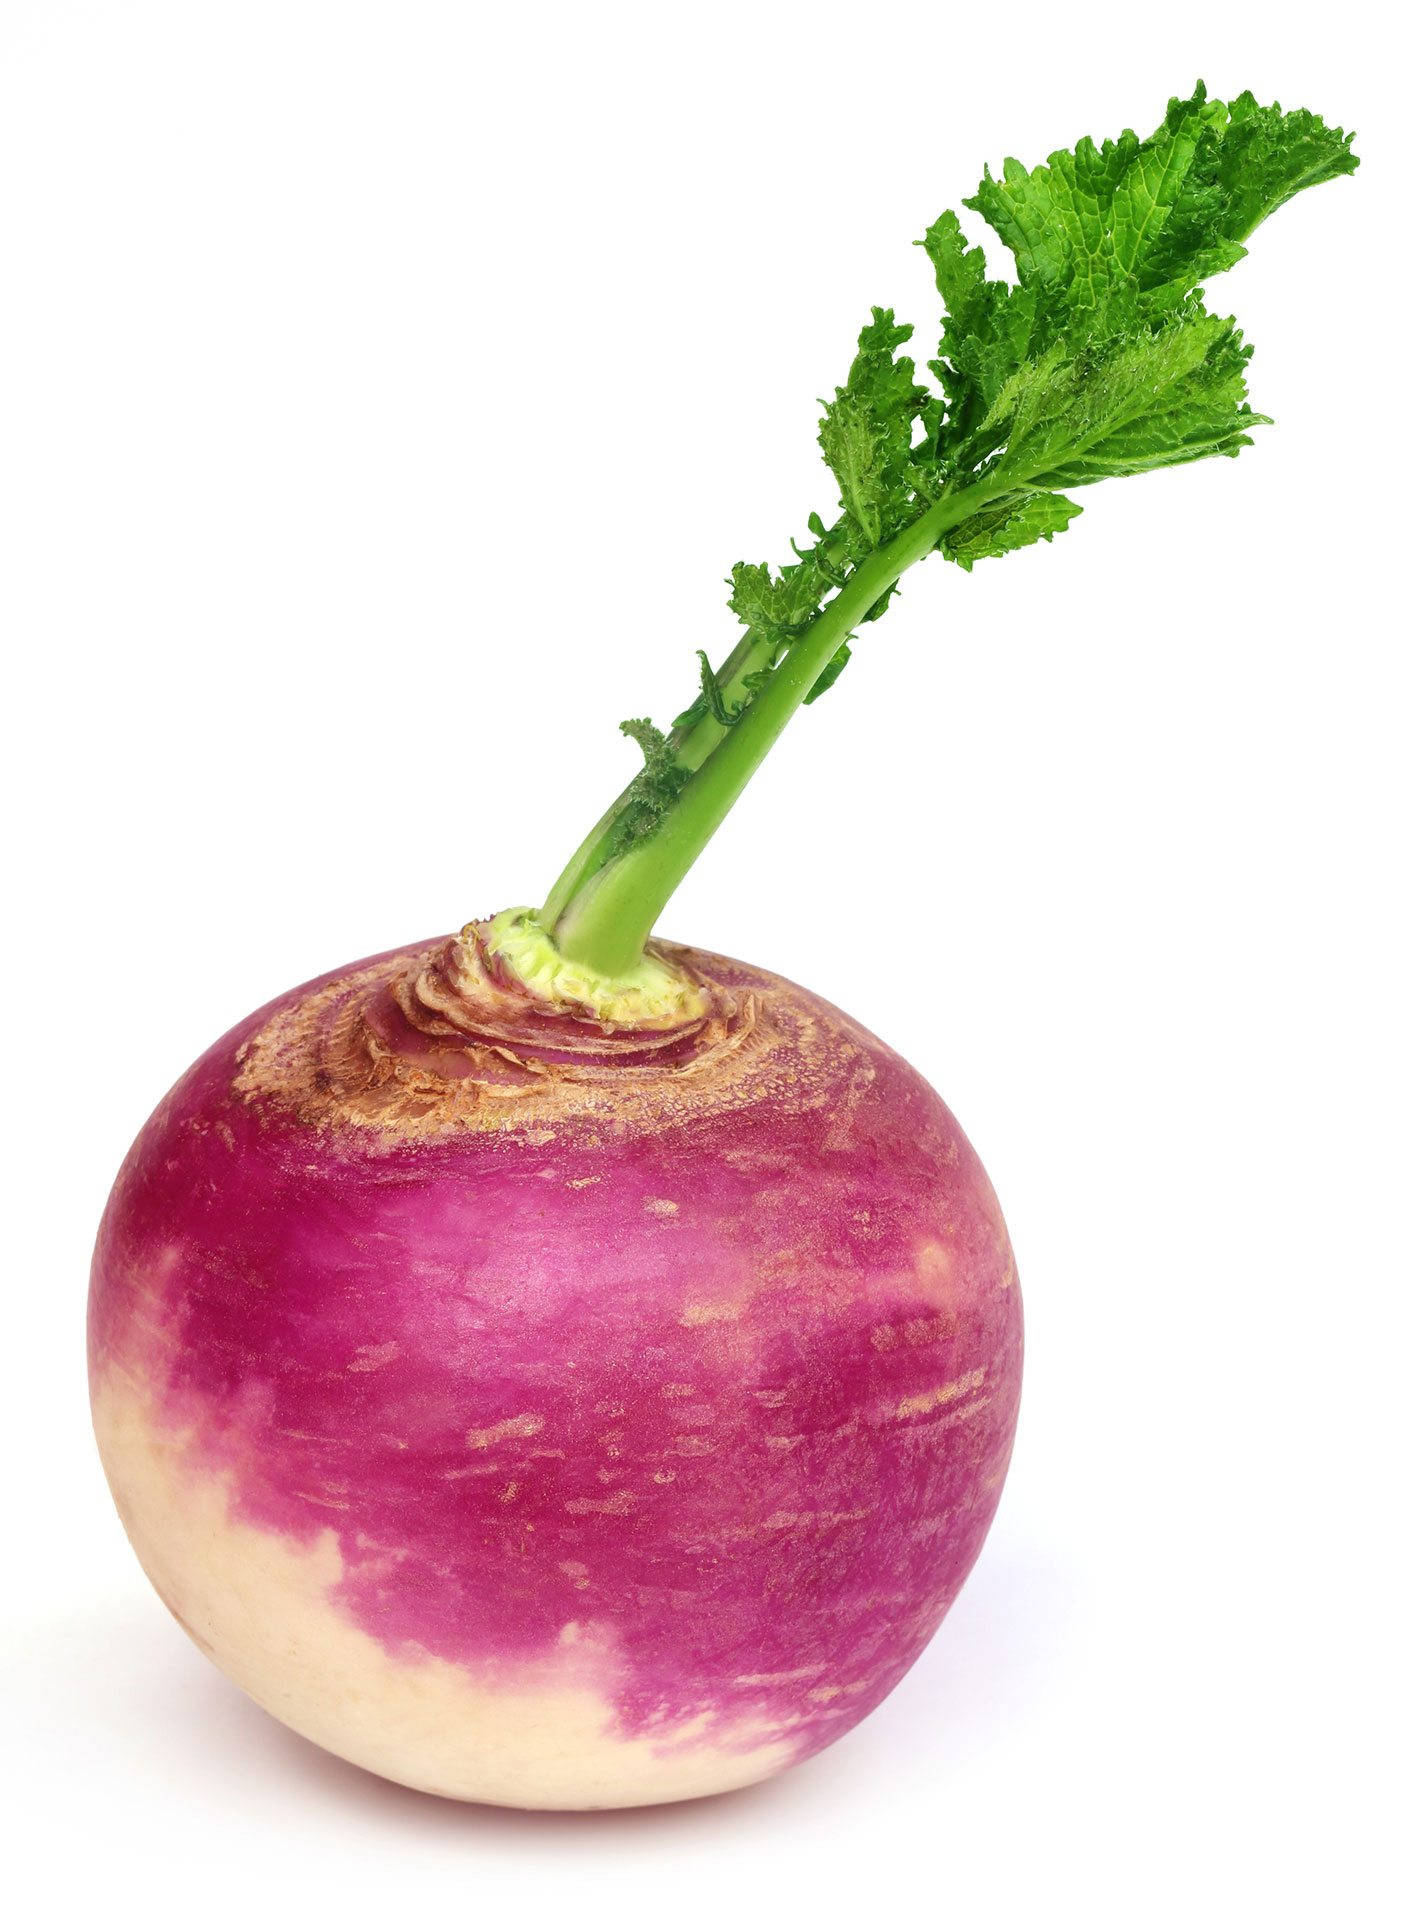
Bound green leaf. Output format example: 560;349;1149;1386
818;308;931;547
962;82;1356;339
726;556;827;639
922;209;1038;446
986;303;1265;487
694;649;741;728
1213;87;1361;240
941;493;1082;571
616;718;690;844
803;641;852;703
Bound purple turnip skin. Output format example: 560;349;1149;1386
89;926;1022;1808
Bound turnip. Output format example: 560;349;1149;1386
90;85;1357;1810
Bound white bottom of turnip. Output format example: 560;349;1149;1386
92;1370;801;1810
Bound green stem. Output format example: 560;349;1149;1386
540;628;775;928
548;475;1004;976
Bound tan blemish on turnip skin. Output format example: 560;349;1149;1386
761;1509;870;1530
871;1314;957;1353
807;1679;872;1703
920;1393;994;1437
915;1239;956;1300
885;1366;988;1422
92;1371;797;1809
464;1412;546;1450
678;1300;744;1327
347;1341;399;1374
732;1664;828;1688
998;1234;1017;1288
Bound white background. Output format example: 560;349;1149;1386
2;3;1402;1907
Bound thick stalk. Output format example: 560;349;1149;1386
540;628;776;930
551;476;1004;975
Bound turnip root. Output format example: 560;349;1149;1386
91;926;1020;1808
